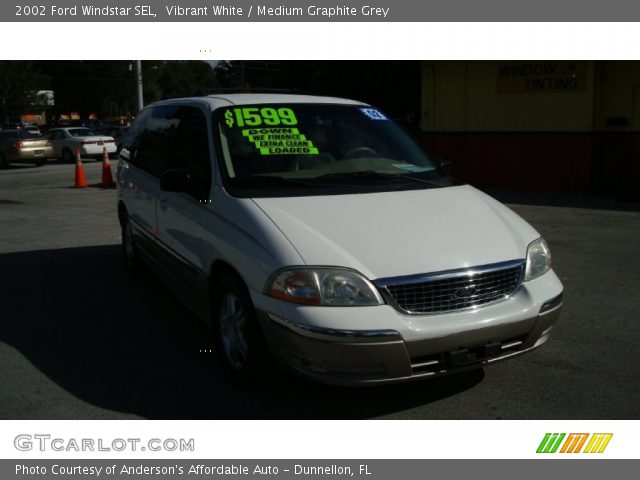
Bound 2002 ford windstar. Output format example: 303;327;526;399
116;93;563;385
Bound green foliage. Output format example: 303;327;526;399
0;61;45;122
213;61;421;126
2;61;420;127
147;60;218;101
33;60;218;120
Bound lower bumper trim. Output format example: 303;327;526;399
258;303;562;386
266;312;402;343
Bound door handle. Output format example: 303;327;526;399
159;196;168;211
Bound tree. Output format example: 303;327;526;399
145;61;218;101
211;61;421;124
36;61;136;120
30;61;219;122
0;61;45;123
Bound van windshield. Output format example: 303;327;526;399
214;103;452;197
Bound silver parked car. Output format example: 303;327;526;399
0;130;53;168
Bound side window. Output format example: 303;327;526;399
122;104;212;200
122;108;152;168
134;106;179;177
172;106;212;201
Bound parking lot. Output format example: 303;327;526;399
1;160;639;419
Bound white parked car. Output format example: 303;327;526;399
24;126;41;136
116;94;563;386
48;127;117;162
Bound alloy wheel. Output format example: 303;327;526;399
219;291;249;370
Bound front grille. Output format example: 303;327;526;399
377;260;525;314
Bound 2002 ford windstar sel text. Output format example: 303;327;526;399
116;93;563;385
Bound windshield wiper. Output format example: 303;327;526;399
314;170;444;187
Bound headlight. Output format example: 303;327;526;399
525;237;551;281
266;268;384;306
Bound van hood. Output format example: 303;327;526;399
252;185;539;280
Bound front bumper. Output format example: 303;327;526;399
252;269;563;386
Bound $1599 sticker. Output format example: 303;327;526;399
224;107;298;128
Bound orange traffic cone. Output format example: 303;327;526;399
101;147;115;187
74;148;88;188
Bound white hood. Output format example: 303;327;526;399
252;185;540;280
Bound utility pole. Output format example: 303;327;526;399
135;60;144;111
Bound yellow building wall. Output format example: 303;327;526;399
421;61;596;132
419;61;639;196
597;61;640;131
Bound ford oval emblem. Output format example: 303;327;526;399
453;285;477;299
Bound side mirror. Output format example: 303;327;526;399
160;168;193;193
434;157;453;176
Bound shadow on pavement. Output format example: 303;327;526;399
483;187;640;212
1;164;40;170
0;245;484;419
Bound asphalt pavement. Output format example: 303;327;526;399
1;160;639;419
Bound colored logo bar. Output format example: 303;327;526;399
537;433;613;453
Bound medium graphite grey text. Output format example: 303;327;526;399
166;5;391;18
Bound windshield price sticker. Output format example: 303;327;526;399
242;128;319;155
225;107;298;128
360;108;388;120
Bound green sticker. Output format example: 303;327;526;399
259;147;319;155
242;127;304;141
241;127;319;156
224;107;297;128
224;107;318;155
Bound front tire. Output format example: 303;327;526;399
62;148;74;164
0;153;9;169
212;275;269;386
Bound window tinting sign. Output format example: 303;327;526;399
497;61;587;94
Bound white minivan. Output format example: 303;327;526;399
116;93;563;386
